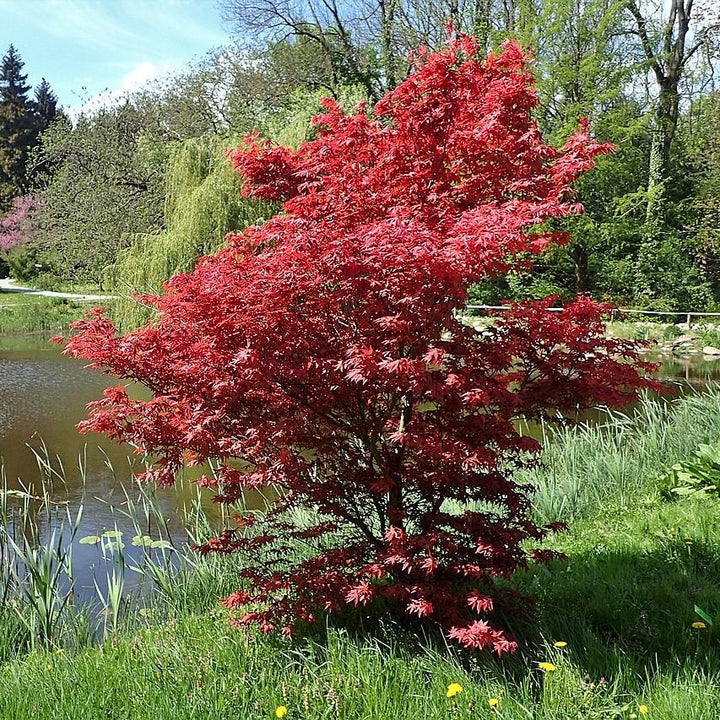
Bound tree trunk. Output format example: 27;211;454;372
473;0;493;52
571;241;590;292
644;124;664;234
645;84;680;239
625;0;699;238
379;0;399;89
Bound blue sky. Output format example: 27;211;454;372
0;0;231;113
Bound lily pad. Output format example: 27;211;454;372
103;540;125;552
150;540;173;550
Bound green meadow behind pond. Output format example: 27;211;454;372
0;293;103;335
2;373;720;718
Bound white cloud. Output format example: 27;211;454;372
120;60;175;92
68;59;175;119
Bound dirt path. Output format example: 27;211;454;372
0;277;117;301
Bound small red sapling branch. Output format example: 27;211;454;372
64;35;658;654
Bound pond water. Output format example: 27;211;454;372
645;351;720;387
0;335;235;602
0;334;227;516
1;334;720;600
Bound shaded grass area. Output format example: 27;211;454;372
3;395;720;717
531;498;720;674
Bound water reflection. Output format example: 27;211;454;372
0;336;218;524
647;351;720;386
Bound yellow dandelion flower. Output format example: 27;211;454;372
639;704;649;715
488;697;500;708
446;683;463;698
275;706;288;718
537;662;557;672
692;621;707;629
554;641;567;648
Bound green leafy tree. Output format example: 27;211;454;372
222;0;403;99
469;0;718;309
27;102;166;285
623;0;719;236
683;93;720;298
107;136;276;329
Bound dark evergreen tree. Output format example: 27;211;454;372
0;45;38;208
34;78;57;129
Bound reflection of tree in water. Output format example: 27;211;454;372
652;353;720;386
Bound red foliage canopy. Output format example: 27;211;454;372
64;35;658;653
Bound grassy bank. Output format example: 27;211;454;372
530;390;720;522
0;293;112;335
2;393;720;718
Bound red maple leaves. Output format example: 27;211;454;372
64;34;658;653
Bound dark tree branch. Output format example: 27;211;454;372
625;0;667;83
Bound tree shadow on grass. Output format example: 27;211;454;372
296;533;720;696
508;532;720;681
269;499;720;695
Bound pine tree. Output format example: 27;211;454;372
0;45;38;208
34;78;58;130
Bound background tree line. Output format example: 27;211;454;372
1;0;719;313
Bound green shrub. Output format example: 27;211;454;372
661;324;684;340
660;442;720;499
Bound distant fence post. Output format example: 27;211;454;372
686;313;692;329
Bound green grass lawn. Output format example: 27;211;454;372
0;292;50;304
2;494;719;719
3;394;720;718
0;293;108;334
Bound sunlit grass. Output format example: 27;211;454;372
0;293;57;304
0;296;102;335
0;292;120;335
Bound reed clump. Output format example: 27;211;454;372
0;446;243;657
529;387;720;523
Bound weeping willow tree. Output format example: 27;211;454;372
107;85;368;328
263;85;368;147
107;136;275;329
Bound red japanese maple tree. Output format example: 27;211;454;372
64;35;658;653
